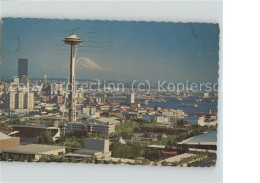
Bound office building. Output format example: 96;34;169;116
13;76;19;85
56;95;63;105
84;138;109;153
67;117;120;136
17;91;24;109
18;59;28;82
25;92;34;109
127;93;135;104
82;106;96;115
9;91;16;110
65;138;111;159
9;91;34;110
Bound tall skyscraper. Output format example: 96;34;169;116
24;92;34;109
18;58;28;82
43;74;47;86
17;91;25;109
127;93;135;104
43;74;48;89
9;91;16;110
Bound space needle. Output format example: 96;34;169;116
63;33;83;123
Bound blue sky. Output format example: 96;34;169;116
1;18;219;83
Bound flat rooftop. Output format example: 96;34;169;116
11;125;59;129
74;149;100;155
97;117;121;124
65;149;104;157
89;117;120;124
147;145;166;149
2;144;65;154
83;117;121;126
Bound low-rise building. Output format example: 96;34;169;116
0;132;20;152
67;117;121;136
65;138;111;159
82;106;96;115
2;144;65;161
84;138;109;152
109;110;123;118
141;108;184;125
198;116;217;126
141;115;167;123
11;125;61;143
178;130;217;151
98;105;110;111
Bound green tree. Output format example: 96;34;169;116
39;155;48;162
110;142;146;159
177;119;184;128
90;155;97;163
105;159;113;164
38;131;53;145
144;148;162;161
141;159;150;165
153;160;158;166
69;157;77;163
161;161;168;166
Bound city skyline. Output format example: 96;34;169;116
1;18;219;83
0;18;218;167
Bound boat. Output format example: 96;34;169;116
179;103;199;108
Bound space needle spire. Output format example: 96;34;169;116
63;33;83;123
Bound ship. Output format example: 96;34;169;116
179;103;199;108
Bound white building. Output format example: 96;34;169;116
203;92;209;98
25;92;34;109
13;76;19;85
142;109;184;124
9;91;34;110
127;93;135;104
82;106;97;115
198;116;217;126
80;106;100;119
9;91;16;109
17;91;24;109
141;115;168;123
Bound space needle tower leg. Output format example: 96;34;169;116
69;44;75;122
